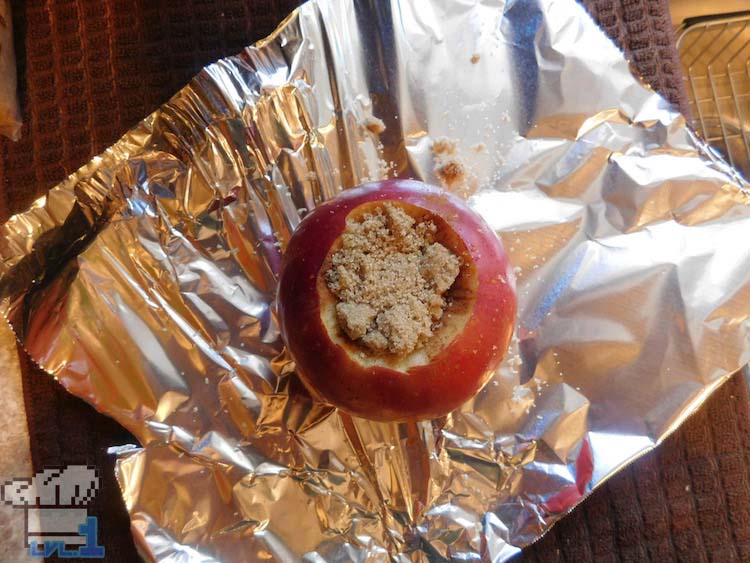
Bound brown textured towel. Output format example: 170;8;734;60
0;1;747;561
0;0;21;140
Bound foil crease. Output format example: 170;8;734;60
2;0;750;560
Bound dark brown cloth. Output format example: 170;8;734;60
0;1;746;562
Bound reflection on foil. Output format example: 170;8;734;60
1;0;750;560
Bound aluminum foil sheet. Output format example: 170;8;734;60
2;0;750;560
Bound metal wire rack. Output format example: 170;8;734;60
677;12;750;180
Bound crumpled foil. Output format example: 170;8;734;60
2;0;750;560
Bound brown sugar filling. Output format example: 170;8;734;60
324;203;461;356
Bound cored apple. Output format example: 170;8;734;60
277;179;517;422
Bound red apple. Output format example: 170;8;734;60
278;179;517;422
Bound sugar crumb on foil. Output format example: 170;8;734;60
436;160;468;188
431;137;478;197
472;143;487;153
432;137;457;156
357;115;395;181
511;385;534;404
509;358;523;370
376;159;397;179
364;115;386;134
470;54;480;64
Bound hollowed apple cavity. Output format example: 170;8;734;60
318;200;478;370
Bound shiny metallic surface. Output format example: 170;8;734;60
677;13;750;180
2;0;750;560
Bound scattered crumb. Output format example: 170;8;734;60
357;120;395;182
364;115;386;134
511;384;534;404
470;54;481;64
431;137;478;197
432;137;457;156
325;203;460;356
472;142;487;153
435;160;468;189
507;353;522;369
376;158;396;179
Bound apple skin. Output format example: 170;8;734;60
278;179;517;422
